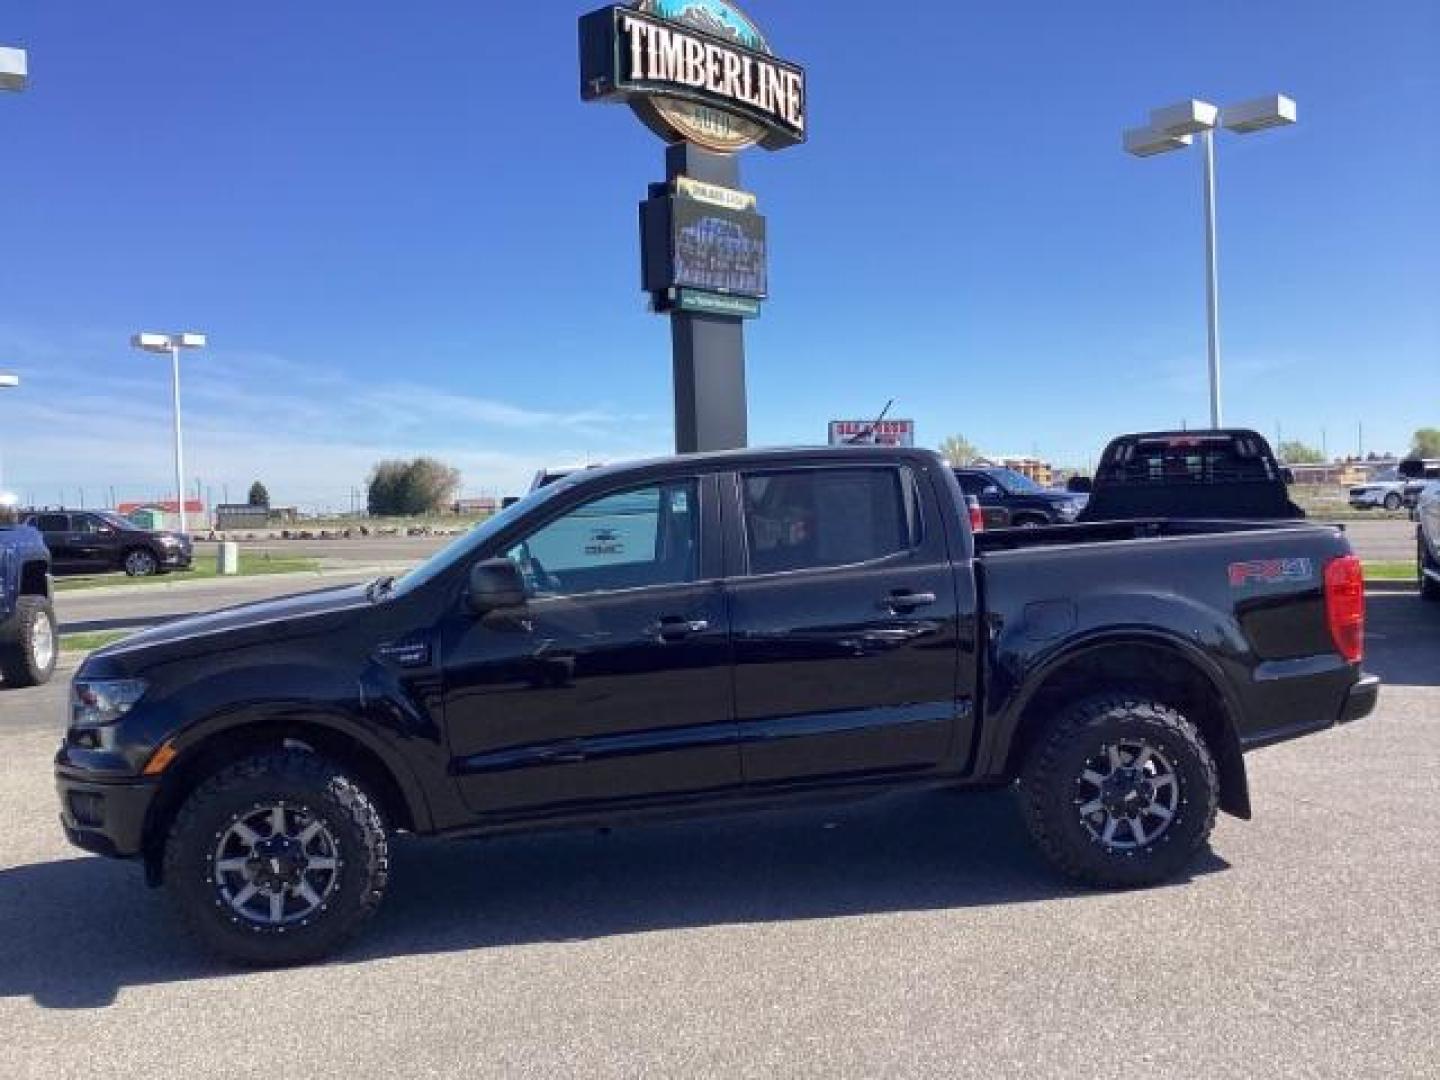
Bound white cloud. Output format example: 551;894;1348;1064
0;324;665;511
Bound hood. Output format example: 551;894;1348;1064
92;582;371;662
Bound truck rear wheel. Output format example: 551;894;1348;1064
0;596;57;687
163;749;389;966
1019;695;1218;888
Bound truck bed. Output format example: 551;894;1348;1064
974;517;1327;555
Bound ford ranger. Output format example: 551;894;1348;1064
55;446;1378;965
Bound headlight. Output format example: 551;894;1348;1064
70;679;148;728
157;535;180;547
1056;500;1080;517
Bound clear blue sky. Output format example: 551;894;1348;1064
1;1;1436;509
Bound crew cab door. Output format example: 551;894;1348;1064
725;463;968;786
441;475;739;815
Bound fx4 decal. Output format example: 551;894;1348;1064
1228;558;1315;588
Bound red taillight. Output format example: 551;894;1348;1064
1324;555;1365;663
967;498;984;533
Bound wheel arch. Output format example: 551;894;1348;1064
19;559;50;599
997;633;1250;820
141;712;429;885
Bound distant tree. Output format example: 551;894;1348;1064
366;457;461;516
1410;428;1440;458
247;480;270;507
938;433;980;466
1277;440;1324;464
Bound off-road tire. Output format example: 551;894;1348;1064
1019;695;1219;888
1420;532;1440;602
163;750;388;966
0;596;57;687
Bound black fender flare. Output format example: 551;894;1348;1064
983;628;1251;819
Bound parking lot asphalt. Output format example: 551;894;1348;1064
1;587;1435;1078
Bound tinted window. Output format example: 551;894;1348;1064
506;480;698;596
953;472;986;496
742;467;917;575
73;515;109;534
35;514;69;532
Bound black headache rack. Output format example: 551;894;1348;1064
1079;430;1306;522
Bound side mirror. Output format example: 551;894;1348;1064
467;558;527;614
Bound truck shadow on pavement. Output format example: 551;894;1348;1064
0;787;1228;1010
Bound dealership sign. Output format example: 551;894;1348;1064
828;420;916;447
580;1;807;152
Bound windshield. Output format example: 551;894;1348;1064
988;468;1040;493
389;478;578;598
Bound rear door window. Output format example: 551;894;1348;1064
36;514;70;532
741;467;919;575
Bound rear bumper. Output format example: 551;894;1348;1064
1339;674;1380;725
55;767;157;858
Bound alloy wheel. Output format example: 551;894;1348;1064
30;610;55;673
1073;739;1180;851
211;802;342;927
125;549;158;576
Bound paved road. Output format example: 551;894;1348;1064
54;568;396;634
1;587;1435;1078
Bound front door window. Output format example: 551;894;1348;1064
505;480;698;596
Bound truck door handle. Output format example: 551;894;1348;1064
649;616;710;642
882;590;937;613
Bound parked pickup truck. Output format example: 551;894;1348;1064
56;446;1378;965
0;499;57;687
1079;429;1305;522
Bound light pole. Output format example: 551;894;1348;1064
0;45;26;92
1124;94;1297;429
0;373;17;490
132;332;207;534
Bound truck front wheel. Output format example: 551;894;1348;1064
0;597;58;688
1019;695;1218;888
162;749;389;966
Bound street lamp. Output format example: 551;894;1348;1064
1;45;27;92
1124;94;1297;428
0;373;17;490
131;332;207;534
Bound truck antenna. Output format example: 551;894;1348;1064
846;399;895;444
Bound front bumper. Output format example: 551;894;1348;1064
160;548;193;569
55;766;157;858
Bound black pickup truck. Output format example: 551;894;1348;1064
56;446;1377;965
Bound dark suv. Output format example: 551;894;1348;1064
951;467;1083;527
23;510;193;577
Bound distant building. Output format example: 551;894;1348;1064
976;455;1054;487
215;504;298;530
452;497;500;515
117;498;206;531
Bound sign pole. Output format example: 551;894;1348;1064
665;144;747;454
